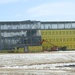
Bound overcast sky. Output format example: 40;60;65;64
0;0;75;21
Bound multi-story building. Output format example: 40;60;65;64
0;20;75;52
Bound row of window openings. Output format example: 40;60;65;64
1;31;75;37
1;33;26;37
41;24;75;29
0;24;75;30
44;38;75;42
1;39;38;43
1;34;39;37
42;31;75;35
0;25;40;30
0;26;65;30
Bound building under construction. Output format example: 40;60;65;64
0;20;75;52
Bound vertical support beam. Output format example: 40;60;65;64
0;25;1;50
57;23;59;29
64;23;65;29
71;22;72;28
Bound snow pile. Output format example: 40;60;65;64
0;51;75;70
1;63;75;70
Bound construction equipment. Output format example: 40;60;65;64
40;39;67;51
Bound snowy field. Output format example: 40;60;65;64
0;51;75;75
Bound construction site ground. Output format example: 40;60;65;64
0;51;75;75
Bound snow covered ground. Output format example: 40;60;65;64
0;51;75;75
